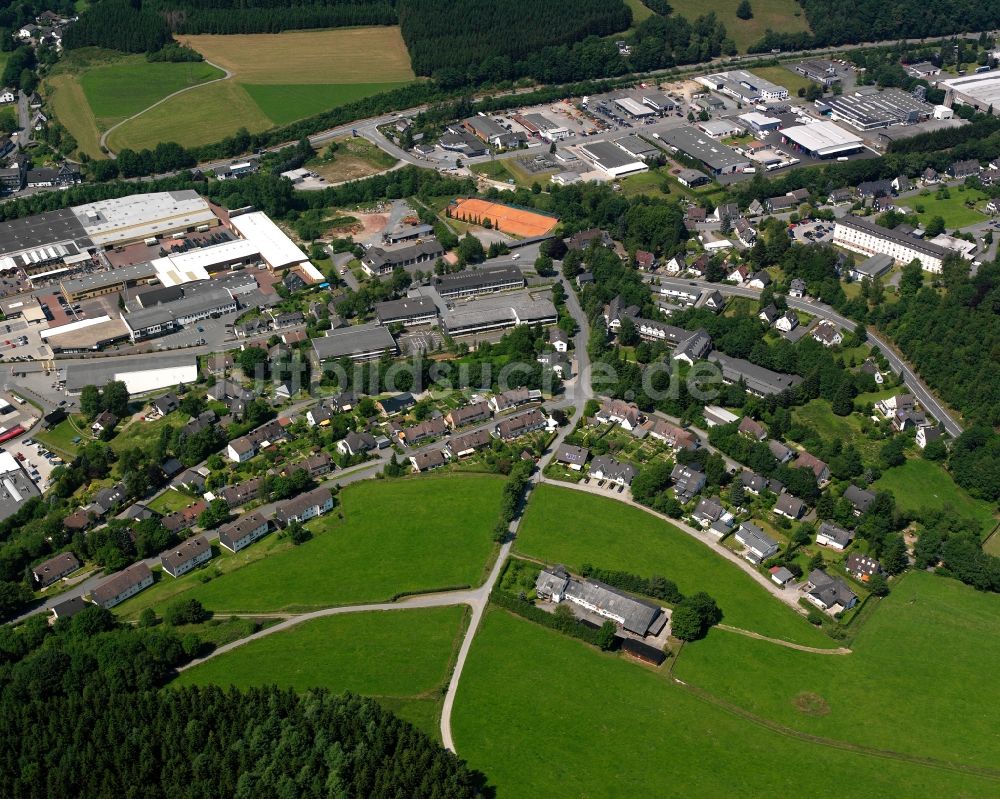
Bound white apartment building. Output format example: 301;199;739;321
833;216;950;273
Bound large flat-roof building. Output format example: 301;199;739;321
577;141;648;178
227;211;310;270
312;322;397;362
794;60;840;86
659;127;749;175
65;353;199;394
696;70;790;103
708;351;803;396
122;287;238;341
433;264;525;299
375;296;439;327
0;209;92;274
60;261;159;302
73;190;218;248
825;88;934;130
614;96;655;118
0;450;40;522
833;215;952;273
779;121;865;158
440;296;557;336
939;71;1000;114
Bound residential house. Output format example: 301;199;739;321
160;536;213;578
90;563;153;609
774;493;806;520
876;394;915;419
151;392;179;418
740;470;768;496
847;553;882;582
758;304;780;325
793;451;830;484
672;329;713;366
91;411;118;434
921;167;939;184
634;250;656;270
644;418;697;451
768;439;794;464
175;469;206;493
554;444;589;471
396;415;448;445
50;596;89;623
948;159;980;179
92;484;128;516
376;392;416;417
843;484;875;516
446;428;492;458
734;218;757;247
159;458;183;480
692;497;725;527
812;320;843;347
916;425;942;449
274;487;334;527
218;512;270;553
738;417;768;441
226;437;255;463
445;401;492;429
63;509;93;533
298;452;333;478
217;476;265;509
549;327;569;353
788;278;807;298
410;448;447;472
489;387;539;414
567;228;613;251
336;431;377;457
857;179;894;199
747;270;771;289
671;463;706;502
703;290;726;312
775;310;799;333
306;406;334;427
734;522;779;564
32;552;80;588
804;569;858;613
664;255;686;275
729;264;750;283
827;188;853;205
714;203;739;223
595;399;641;431
816;521;854;550
161;501;207;535
590;455;638;486
493;408;547;440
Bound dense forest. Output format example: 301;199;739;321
397;0;631;81
0;608;486;798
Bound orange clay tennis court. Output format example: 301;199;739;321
449;199;559;237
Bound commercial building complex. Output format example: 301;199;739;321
696;70;789;103
658;128;749;175
825;88;934;130
577;141;648;178
938;71;1000;114
780;121;865;158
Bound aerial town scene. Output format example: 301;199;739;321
0;1;999;796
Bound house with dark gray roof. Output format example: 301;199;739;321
554;444;589;470
804;569;858;613
816;522;854;551
32;552;80;588
274;487;333;527
774;493;806;520
692;497;725;527
218;512;270;553
734;522;778;564
590;455;638;486
843;484;876;516
336;431;377;457
446;428;492;458
671;463;706;502
410;448;447;472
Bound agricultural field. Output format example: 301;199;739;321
899;186;989;229
873;457;997;536
108;27;415;152
45;73;104;160
172;475;504;613
452;609;998;797
516;485;835;647
667;0;810;52
674;571;1000;770
174;606;468;738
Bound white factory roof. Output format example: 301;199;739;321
938;71;1000;107
615;97;654;116
781;120;863;156
739;111;781;127
299;262;325;282
229;212;309;270
0;450;21;475
40;314;113;339
72;191;217;246
150;239;260;287
114;363;199;394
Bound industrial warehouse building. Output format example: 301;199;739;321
779;121;865;158
696;70;790;103
833;216;952;273
824;88;934;130
938;71;1000;114
659;127;749;175
577;141;648;177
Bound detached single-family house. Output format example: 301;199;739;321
671;463;706;502
774;310;798;333
792;451;830;485
812;320;843;347
336;431;377;457
91;411;118;434
734;522;779;564
916;425;942;449
692;497;725;527
589;455;638;486
789;278;807;298
843;484;875;516
554;444;589;471
410;448;447;472
738;416;767;441
847;553;882;582
815;521;854;551
804;569;858;613
774;493;806;520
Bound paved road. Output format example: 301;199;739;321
651;276;964;438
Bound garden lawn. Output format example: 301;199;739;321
791;398;881;462
180;475;504;613
452;609;998;797
109;410;186;454
667;0;810;52
34;418;83;458
243;82;412;126
80;60;224;127
674;571;1000;770
873;457;997;536
174;606;468;739
516;485;834;647
147;488;199;515
899;188;989;229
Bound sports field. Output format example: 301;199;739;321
668;0;810;52
107;27;415;152
175;475;504;613
449;198;559;237
174;606;468;738
452;609;998;797
516;485;834;647
873;457;997;536
674;571;1000;770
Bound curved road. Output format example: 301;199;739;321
651;276;964;438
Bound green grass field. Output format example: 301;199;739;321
147;488;199;515
516;485;834;647
109;410;186;454
177;475;504;613
751;65;818;96
900;187;989;229
34;418;84;457
674;571;1000;770
174;606;468;738
242;81;412;126
80;60;224;127
452;609;998;797
873;458;997;536
668;0;810;52
45;73;104;159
